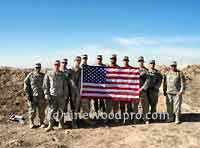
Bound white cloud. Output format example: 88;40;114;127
114;36;200;47
114;37;159;46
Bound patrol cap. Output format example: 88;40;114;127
170;61;177;66
75;56;81;61
138;56;144;62
54;60;60;65
123;56;129;61
61;58;68;63
110;54;117;59
82;54;88;59
35;63;41;68
149;60;155;64
97;55;103;59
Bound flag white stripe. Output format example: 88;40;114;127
83;83;140;88
82;93;140;98
82;88;139;93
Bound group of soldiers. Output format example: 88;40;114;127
24;54;185;132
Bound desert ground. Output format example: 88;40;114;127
0;65;200;148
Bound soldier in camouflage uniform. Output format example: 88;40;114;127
82;54;88;66
106;54;120;123
80;55;90;111
163;61;185;124
24;63;46;129
120;56;134;123
43;60;69;132
147;60;162;114
60;58;80;128
134;56;150;124
94;55;106;113
60;58;70;76
60;58;70;113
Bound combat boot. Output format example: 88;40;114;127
175;116;181;124
39;121;46;128
145;120;150;125
72;119;78;129
45;122;54;132
29;119;35;129
58;119;65;129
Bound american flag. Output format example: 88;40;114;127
81;65;140;102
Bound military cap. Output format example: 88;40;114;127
35;63;41;68
138;56;144;62
110;54;117;59
149;60;155;64
75;56;81;61
123;56;129;61
170;61;177;66
82;54;88;59
54;60;60;65
97;55;103;59
61;58;68;63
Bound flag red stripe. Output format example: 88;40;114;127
106;67;139;70
81;96;142;101
82;85;139;91
106;71;140;75
88;82;140;85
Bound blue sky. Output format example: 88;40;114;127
0;0;200;68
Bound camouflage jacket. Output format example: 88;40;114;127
43;71;69;97
69;67;82;90
139;67;150;91
148;68;163;90
62;68;80;95
163;70;185;94
24;72;45;97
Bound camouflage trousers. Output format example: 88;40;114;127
120;101;133;121
147;89;159;114
120;101;133;114
47;96;66;127
166;94;182;120
105;99;120;118
133;91;149;121
81;99;90;113
94;99;106;113
28;96;46;123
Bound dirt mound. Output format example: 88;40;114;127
0;68;31;122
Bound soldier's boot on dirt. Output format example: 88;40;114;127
84;119;96;128
29;119;35;129
45;121;54;132
175;116;181;124
72;119;78;129
58;119;65;129
39;121;46;128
